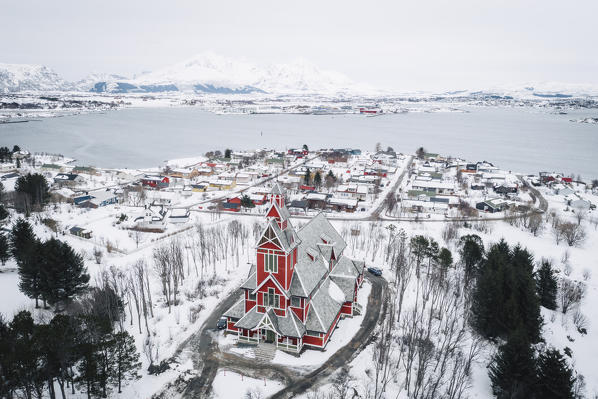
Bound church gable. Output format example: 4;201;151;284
258;224;283;249
266;203;282;219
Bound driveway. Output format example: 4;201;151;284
166;274;388;398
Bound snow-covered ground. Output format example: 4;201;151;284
212;370;284;399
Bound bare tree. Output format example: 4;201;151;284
573;206;588;226
558;222;586;247
559;279;585;314
93;247;103;264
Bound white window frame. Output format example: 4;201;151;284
264;287;280;308
264;250;278;273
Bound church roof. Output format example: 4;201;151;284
297;213;347;259
240;264;257;290
223;298;245;319
305;279;343;333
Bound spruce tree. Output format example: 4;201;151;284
489;330;537;399
0;233;10;265
0;205;8;222
536;260;558;310
459;234;484;281
11;219;43;307
110;331;141;393
314;171;322;188
536;349;575;399
48;314;80;399
10;311;45;397
471;241;542;343
510;245;542;343
10;218;36;264
240;194;254;208
41;238;90;309
438;247;453;269
471;240;510;338
304;168;311;185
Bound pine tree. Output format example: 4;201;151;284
10;311;45;398
510;245;542;343
10;218;36;264
41;238;90;310
536;260;558;310
240;194;254;208
0;233;10;265
47;314;80;399
11;219;43;307
471;240;542;343
314;171;322;188
110;331;141;393
536;349;575;399
304;168;311;185
459;234;484;281
0;314;16;398
438;247;453;269
489;330;537;399
0;205;8;222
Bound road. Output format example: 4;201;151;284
189;155;414;223
165;274;388;398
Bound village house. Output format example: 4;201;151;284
74;190;119;208
141;175;170;189
133;205;167;231
54;173;84;186
69;226;92;239
336;184;368;201
223;184;365;353
72;166;100;176
411;180;455;195
476;198;508;213
209;179;236;191
168;208;191;224
41;163;64;173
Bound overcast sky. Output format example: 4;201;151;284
2;0;597;91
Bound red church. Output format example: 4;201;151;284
223;184;365;353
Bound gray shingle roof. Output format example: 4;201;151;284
330;256;359;278
289;272;307;297
305;279;343;333
223;299;245;319
234;306;263;330
240;264;257;290
298;213;347;259
278;311;307;338
329;275;356;302
293;256;328;298
267;218;294;252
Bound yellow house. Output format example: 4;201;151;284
191;183;208;192
209;179;236;190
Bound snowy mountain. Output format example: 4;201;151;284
102;52;361;95
73;73;128;92
0;63;71;93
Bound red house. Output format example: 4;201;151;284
141;175;170;189
223;184;365;353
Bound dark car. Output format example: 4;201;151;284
367;267;382;277
216;317;227;330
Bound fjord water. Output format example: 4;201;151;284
1;106;596;178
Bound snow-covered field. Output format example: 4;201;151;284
212;370;285;399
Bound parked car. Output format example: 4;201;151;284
367;267;382;277
216;317;227;330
